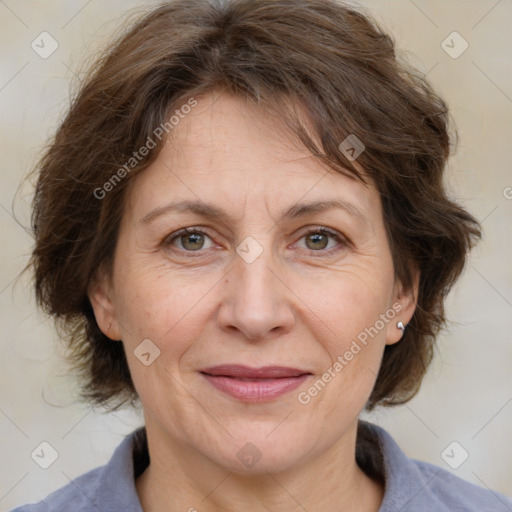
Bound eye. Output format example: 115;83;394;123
295;227;348;255
164;226;348;256
165;228;215;252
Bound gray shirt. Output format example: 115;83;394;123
10;421;512;511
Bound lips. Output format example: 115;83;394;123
200;365;312;402
200;365;310;379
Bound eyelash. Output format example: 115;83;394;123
164;226;349;257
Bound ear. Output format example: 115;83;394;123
385;264;420;346
87;267;122;341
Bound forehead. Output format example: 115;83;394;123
125;92;379;222
169;92;322;172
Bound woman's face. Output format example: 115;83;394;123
90;92;417;473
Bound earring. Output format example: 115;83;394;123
397;321;405;331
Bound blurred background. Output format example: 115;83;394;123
1;0;511;509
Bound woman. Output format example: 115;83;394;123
11;0;511;510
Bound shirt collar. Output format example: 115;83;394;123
358;420;448;512
93;427;147;512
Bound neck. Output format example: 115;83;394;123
135;420;384;512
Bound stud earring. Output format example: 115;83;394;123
397;321;405;331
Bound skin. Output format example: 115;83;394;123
89;91;419;512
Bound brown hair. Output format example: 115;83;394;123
29;0;481;411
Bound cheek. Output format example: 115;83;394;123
300;265;394;409
309;264;394;346
111;259;234;436
113;257;219;357
113;266;213;410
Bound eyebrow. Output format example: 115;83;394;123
140;198;368;226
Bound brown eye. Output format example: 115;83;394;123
297;227;347;255
304;232;330;250
179;231;205;251
167;228;214;252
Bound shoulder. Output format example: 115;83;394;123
409;457;512;512
8;466;104;512
9;427;147;512
359;421;512;512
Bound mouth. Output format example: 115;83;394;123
199;365;312;402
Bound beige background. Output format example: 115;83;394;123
1;0;511;509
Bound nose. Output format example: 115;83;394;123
217;245;296;341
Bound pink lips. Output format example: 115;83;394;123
200;365;312;402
